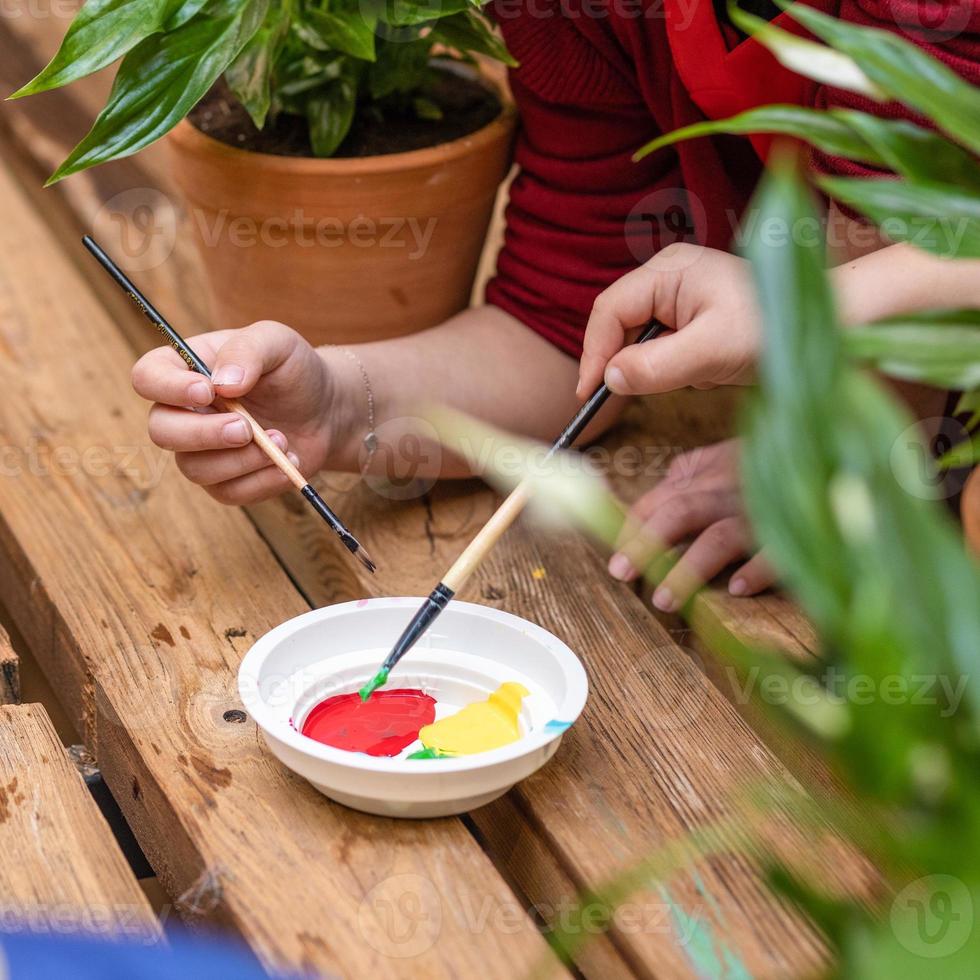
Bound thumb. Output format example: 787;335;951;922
577;256;684;399
210;320;298;397
604;324;720;395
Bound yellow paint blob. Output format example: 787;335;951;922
419;682;529;756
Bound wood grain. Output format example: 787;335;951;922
0;158;563;977
0;622;20;705
0;703;159;940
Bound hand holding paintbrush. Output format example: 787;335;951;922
359;320;666;699
83;236;376;574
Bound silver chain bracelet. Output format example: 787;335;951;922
329;346;377;474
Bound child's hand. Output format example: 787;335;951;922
132;320;341;505
577;245;761;398
607;439;775;610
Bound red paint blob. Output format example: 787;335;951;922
301;689;436;757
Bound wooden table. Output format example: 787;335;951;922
0;14;876;977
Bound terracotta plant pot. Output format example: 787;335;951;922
167;84;516;346
963;466;980;555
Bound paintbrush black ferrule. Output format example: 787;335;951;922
301;484;349;540
551;320;666;454
382;582;455;674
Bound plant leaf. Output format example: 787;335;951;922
380;0;473;27
939;430;980;470
835;112;980;192
743;152;980;772
225;0;291;128
817;176;980;259
429;10;517;67
956;390;980;430
845;318;980;390
636;105;881;164
48;0;270;183
728;3;884;100
9;0;209;98
306;71;357;155
780;0;980;155
637;104;980;192
367;37;431;99
299;6;377;61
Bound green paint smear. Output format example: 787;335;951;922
406;746;455;760
358;667;389;702
659;882;752;980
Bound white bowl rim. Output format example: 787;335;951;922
237;597;589;775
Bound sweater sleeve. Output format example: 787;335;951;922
484;6;688;358
811;0;980;184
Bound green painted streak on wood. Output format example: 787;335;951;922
658;882;753;980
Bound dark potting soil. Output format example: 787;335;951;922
189;74;501;159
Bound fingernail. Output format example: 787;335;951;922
287;452;300;467
608;553;634;580
653;587;676;612
605;366;627;393
269;431;288;451
729;577;748;596
212;365;244;387
222;419;250;445
189;380;212;405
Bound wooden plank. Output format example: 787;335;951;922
0;621;20;705
0;159;563;977
0;702;159;940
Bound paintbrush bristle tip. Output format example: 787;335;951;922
356;546;377;574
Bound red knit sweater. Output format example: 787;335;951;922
485;0;980;357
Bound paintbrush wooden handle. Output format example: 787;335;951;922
442;483;531;593
220;396;307;491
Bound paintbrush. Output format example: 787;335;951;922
83;235;376;574
359;320;666;698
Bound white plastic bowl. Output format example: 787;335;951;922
238;598;589;818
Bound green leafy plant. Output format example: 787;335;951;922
9;0;515;183
636;0;980;468
428;7;980;974
430;149;980;976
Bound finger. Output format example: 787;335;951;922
210;320;298;397
609;488;741;581
729;551;776;597
604;324;727;396
207;460;299;506
578;258;685;398
176;432;291;487
132;346;215;409
147;404;258;452
652;517;751;612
